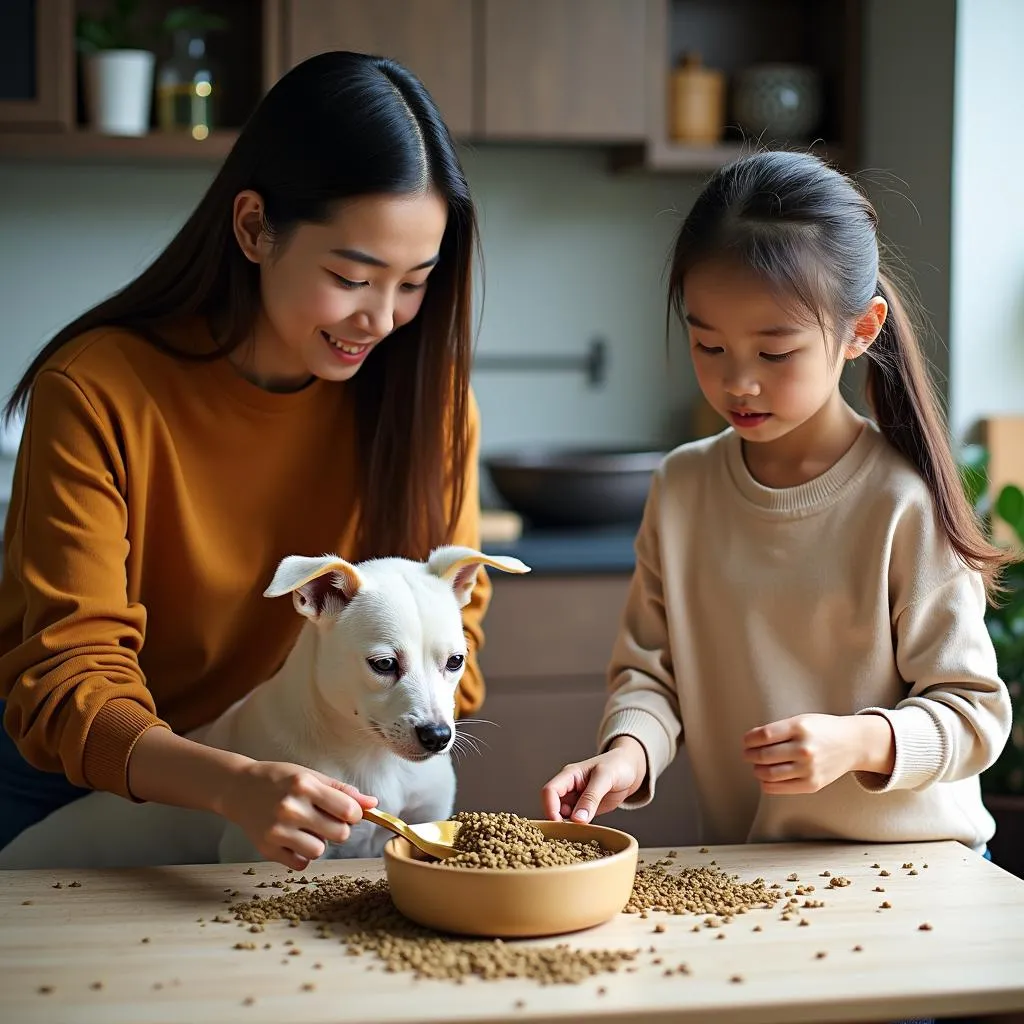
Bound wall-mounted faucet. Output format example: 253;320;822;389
472;336;607;388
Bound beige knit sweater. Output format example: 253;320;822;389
598;424;1012;851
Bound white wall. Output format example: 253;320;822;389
861;0;956;394
948;0;1024;439
0;146;699;466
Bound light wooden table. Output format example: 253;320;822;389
1;840;1023;1024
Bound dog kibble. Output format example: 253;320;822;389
90;981;103;991
909;869;918;876
21;900;32;905
242;997;255;1006
919;922;933;931
141;937;150;944
902;862;913;869
880;901;892;909
653;924;665;933
244;868;255;875
442;812;609;870
828;876;851;888
38;986;53;994
874;886;886;892
787;873;799;881
853;944;863;952
879;870;890;877
229;874;639;984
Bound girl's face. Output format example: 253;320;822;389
682;260;880;444
232;190;448;389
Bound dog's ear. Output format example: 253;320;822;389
427;546;530;608
263;554;364;620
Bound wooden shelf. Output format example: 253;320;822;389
610;139;846;175
0;129;238;163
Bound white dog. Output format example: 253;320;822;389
0;545;529;869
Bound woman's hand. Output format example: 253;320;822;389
540;736;648;823
742;713;895;794
217;759;378;869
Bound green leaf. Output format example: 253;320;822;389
163;6;228;34
996;484;1024;547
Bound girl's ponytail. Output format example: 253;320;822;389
867;272;1011;599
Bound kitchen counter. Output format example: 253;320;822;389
2;839;1023;1024
483;524;637;575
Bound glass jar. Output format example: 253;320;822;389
156;30;218;140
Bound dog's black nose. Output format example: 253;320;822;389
415;723;452;753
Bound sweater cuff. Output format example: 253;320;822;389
81;698;169;801
598;708;673;809
853;706;945;793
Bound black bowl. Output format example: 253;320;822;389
484;447;664;529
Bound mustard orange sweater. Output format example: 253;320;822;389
0;325;491;799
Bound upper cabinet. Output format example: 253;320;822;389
0;0;74;130
479;0;646;142
0;0;862;171
278;0;475;137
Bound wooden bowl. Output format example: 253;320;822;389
381;819;639;938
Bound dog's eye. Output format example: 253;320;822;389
445;654;465;672
368;657;398;675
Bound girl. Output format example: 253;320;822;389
0;51;491;869
542;150;1012;857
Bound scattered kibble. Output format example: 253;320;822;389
909;869;918;876
38;985;53;995
753;925;762;932
902;863;913;870
234;942;257;951
815;951;827;959
242;997;255;1006
874;887;886;893
880;901;892;909
141;937;150;944
244;868;255;875
69;881;82;888
820;870;831;877
90;981;103;991
853;945;863;952
787;873;799;881
879;870;891;877
21;900;32;906
730;975;743;984
799;919;810;927
653;924;665;933
699;847;709;853
301;983;315;992
828;876;851;888
919;922;933;931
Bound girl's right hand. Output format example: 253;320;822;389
540;736;648;824
218;759;378;869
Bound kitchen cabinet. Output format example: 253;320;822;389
0;0;74;131
480;0;647;142
456;573;700;849
276;0;475;137
0;0;864;172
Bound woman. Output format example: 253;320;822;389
0;51;490;868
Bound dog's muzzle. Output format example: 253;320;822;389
414;723;452;754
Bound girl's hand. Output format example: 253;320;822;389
742;713;895;794
218;759;378;869
540;736;648;823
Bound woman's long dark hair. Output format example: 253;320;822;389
4;51;476;561
668;150;1010;599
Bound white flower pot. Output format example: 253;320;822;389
83;50;155;136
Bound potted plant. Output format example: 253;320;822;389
962;446;1024;877
76;0;155;136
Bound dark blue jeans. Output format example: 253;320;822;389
0;701;90;851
